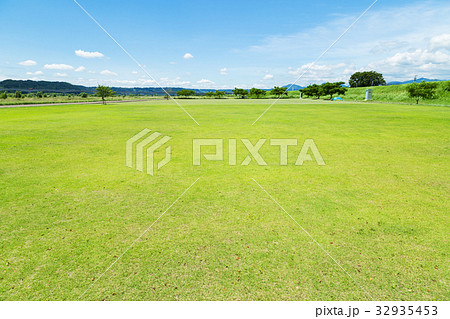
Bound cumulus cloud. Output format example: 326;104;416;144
54;73;68;77
263;74;274;80
384;49;450;66
75;66;86;72
100;69;118;76
75;49;104;58
367;47;450;80
245;2;450;73
290;63;348;74
44;64;74;70
19;60;37;66
183;53;194;59
73;76;192;88
26;71;43;75
197;79;215;85
219;67;228;75
159;77;190;86
429;33;450;51
285;62;357;85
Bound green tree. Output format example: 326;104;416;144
406;81;438;104
232;88;249;98
204;92;215;98
270;86;287;98
214;90;226;98
321;82;348;99
301;84;323;99
438;81;450;93
14;91;22;98
95;85;115;104
349;71;386;88
0;91;7;99
177;89;196;97
249;88;267;98
80;92;88;98
36;91;43;98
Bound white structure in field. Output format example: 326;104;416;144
365;89;373;101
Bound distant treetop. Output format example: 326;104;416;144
349;71;386;88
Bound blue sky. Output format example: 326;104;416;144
1;0;449;88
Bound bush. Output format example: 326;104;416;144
80;92;88;98
438;81;450;93
406;81;437;104
0;91;8;99
14;91;22;98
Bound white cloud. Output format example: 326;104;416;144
245;2;450;80
44;64;74;70
26;71;43;75
87;77;191;87
219;67;228;75
429;33;450;51
75;49;104;58
252;83;271;89
285;62;356;85
54;73;68;77
384;49;450;66
158;77;190;86
183;53;194;59
75;66;86;72
131;70;138;74
263;74;274;80
369;48;450;80
197;79;215;85
170;62;176;65
100;69;118;76
288;62;348;76
19;60;37;66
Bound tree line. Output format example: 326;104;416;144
176;87;283;99
4;72;445;104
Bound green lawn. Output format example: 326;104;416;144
0;99;448;300
0;95;151;106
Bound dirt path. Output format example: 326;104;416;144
0;99;157;109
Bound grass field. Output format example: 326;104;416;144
0;95;151;106
0;99;448;301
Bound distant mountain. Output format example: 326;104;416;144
0;79;89;94
0;79;233;95
2;78;447;96
282;84;304;91
387;78;448;85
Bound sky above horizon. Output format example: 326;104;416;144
1;0;450;89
